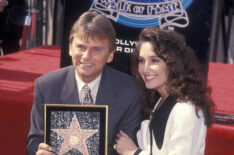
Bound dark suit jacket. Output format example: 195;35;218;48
27;65;141;155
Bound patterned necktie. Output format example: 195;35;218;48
82;84;94;105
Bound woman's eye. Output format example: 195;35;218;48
138;58;144;63
151;58;160;63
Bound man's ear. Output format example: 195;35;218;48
107;51;115;63
69;43;72;56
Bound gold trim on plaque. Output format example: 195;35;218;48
44;104;108;155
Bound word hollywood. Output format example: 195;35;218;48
116;39;136;53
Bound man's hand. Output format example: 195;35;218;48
0;0;8;12
36;143;55;155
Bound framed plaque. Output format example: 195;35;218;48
44;104;108;155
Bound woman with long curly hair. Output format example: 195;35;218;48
115;27;215;155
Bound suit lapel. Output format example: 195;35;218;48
60;66;80;105
60;66;113;105
96;66;114;106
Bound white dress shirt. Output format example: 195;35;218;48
75;70;101;104
137;101;207;155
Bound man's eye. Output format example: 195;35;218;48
93;47;102;52
77;45;85;50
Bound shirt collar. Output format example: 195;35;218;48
75;70;102;94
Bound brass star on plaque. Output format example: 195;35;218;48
52;115;98;155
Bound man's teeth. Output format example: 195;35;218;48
83;64;92;66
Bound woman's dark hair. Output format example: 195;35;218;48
131;27;215;128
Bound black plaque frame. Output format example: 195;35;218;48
44;104;108;155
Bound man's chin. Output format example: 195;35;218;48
75;65;91;71
78;71;91;77
79;65;94;71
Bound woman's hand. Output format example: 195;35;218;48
115;130;138;155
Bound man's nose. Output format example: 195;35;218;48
82;49;91;59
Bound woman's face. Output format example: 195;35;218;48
138;42;169;97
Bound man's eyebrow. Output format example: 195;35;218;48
92;46;104;49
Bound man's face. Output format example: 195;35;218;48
69;35;114;83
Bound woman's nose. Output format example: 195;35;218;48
143;61;150;73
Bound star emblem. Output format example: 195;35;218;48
52;115;98;155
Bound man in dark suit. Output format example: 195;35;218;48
27;11;141;155
0;0;8;12
0;0;27;55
